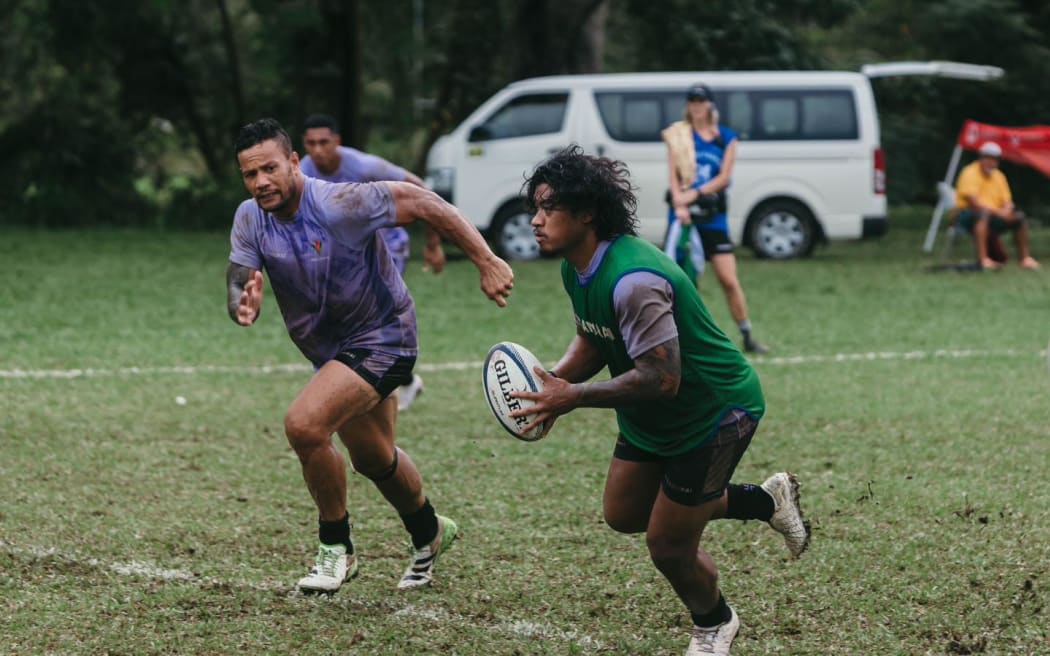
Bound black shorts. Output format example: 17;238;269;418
697;227;735;260
613;412;759;506
956;209;1024;235
333;348;416;399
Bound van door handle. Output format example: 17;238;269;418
595;144;606;156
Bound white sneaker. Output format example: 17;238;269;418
398;515;458;589
761;472;811;558
685;606;739;656
397;374;424;411
298;543;358;593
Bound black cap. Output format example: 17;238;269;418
686;83;713;101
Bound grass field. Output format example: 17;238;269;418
2;210;1049;655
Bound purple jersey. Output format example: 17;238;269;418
300;146;411;272
300;145;409;184
229;177;416;366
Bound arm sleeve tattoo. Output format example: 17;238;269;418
575;337;681;408
226;262;255;324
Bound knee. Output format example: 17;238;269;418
646;533;699;577
604;510;646;535
719;277;741;296
283;411;330;457
713;269;739;292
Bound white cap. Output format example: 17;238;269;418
978;141;1002;157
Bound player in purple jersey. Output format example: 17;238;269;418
226;118;514;594
299;113;441;410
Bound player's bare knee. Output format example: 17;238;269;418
283;413;329;455
646;535;696;574
604;510;646;534
720;277;741;295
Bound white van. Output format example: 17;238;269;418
424;71;887;260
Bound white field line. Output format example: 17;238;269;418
0;347;1045;380
0;539;605;651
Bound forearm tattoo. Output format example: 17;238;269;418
633;338;681;395
578;338;681;407
226;262;252;323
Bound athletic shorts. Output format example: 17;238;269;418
697;227;734;260
956;209;1024;235
613;411;759;506
333;348;416;398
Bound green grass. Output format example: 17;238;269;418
2;211;1049;655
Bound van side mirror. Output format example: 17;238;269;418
468;125;492;143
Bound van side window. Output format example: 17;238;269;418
759;97;798;137
724;92;753;140
469;93;569;142
596;92;689;142
749;90;858;141
596;88;858;142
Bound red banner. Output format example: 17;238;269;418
957;119;1050;179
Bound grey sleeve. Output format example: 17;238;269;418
612;271;678;359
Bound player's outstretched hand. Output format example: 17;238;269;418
236;270;264;326
480;256;514;307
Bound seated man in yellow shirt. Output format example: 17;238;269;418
954;141;1040;270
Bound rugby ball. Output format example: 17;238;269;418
482;342;547;441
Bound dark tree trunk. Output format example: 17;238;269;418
322;0;364;146
215;0;245;129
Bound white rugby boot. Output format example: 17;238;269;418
298;543;358;594
761;472;811;558
685;606;739;656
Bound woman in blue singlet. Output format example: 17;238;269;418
663;83;769;354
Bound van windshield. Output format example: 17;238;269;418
470;93;569;142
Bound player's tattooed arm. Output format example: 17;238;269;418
512;338;680;424
573;337;681;408
226;263;263;325
549;333;606;383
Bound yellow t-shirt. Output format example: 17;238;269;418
954;161;1012;210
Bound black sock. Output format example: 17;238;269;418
401;498;438;549
318;513;354;554
691;594;732;628
725;483;774;521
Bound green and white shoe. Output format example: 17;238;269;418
398;515;458;589
298;543;358;594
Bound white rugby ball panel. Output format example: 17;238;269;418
482;342;546;441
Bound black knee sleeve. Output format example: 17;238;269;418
363;448;400;482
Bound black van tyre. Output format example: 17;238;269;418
746;200;817;259
490;202;540;261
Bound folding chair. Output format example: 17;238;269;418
937;182;969;261
924;182;982;272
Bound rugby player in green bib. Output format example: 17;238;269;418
509;146;810;656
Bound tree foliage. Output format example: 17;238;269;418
2;0;1049;228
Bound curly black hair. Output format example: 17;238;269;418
522;144;638;240
234;118;293;156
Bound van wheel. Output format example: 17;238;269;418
747;200;817;259
491;203;540;261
